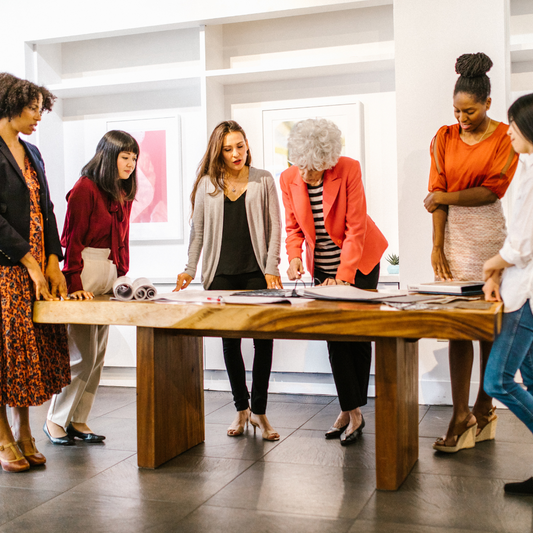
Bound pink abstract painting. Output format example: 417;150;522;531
129;130;168;224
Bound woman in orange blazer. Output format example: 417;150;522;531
280;118;388;446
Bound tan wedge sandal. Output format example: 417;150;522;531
433;413;478;453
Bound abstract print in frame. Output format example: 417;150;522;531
107;116;182;241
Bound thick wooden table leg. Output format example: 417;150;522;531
136;327;204;468
374;338;419;490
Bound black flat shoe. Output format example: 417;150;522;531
67;424;105;443
325;423;349;439
43;421;75;446
340;416;365;447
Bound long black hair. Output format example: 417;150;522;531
508;93;533;146
0;72;56;120
82;130;139;202
453;52;493;103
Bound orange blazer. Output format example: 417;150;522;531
280;157;388;284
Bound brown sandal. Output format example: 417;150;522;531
17;437;46;466
473;406;498;443
0;442;30;472
433;413;478;453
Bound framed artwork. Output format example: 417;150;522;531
262;102;364;184
106;116;182;241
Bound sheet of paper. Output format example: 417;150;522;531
299;286;407;301
153;290;301;305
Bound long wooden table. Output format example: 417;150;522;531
33;296;502;490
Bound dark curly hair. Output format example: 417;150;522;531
453;53;493;103
81;130;139;202
0;72;56;120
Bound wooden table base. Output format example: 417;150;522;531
375;338;419;490
136;327;204;468
135;327;418;489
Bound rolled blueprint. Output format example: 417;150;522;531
113;276;134;301
132;277;157;300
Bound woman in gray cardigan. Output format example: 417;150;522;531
175;120;282;441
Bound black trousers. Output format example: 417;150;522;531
314;263;380;411
208;271;273;414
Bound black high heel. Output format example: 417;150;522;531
325;423;349;439
340;415;365;446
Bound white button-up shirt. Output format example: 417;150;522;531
500;153;533;312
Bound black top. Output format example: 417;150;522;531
215;191;261;276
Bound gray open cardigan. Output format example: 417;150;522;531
184;167;282;289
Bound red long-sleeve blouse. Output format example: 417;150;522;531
61;176;132;293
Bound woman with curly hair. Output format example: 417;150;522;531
175;120;282;441
424;53;519;453
280;118;388;446
0;72;70;471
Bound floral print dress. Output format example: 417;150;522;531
0;157;70;406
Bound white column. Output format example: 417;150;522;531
394;0;510;404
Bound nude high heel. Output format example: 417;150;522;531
250;413;280;441
227;408;250;437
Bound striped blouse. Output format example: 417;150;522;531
307;183;341;275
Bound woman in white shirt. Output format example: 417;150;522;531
483;92;533;494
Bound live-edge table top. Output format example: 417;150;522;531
33;295;503;343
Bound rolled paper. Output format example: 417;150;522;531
113;276;134;301
132;277;157;300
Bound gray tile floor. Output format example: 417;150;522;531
2;388;533;532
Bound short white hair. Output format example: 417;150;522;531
287;118;342;171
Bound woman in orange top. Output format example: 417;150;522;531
424;53;519;453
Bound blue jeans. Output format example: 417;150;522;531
484;301;533;434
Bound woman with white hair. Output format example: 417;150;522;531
280;118;388;446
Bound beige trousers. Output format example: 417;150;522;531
47;248;117;428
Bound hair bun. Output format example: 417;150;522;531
455;53;493;78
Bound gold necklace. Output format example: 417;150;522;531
477;118;492;142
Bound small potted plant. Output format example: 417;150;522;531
386;253;399;275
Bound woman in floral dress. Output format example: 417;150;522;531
0;73;70;472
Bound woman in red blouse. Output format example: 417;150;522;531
44;131;138;445
425;53;519;453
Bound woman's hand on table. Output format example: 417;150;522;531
45;255;69;300
68;290;94;300
287;258;305;280
265;274;283;289
431;245;453;281
20;252;54;301
174;272;193;292
483;274;502;302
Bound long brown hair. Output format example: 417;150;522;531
190;120;252;213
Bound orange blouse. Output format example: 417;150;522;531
428;122;519;198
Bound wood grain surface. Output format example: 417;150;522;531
33;296;503;342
